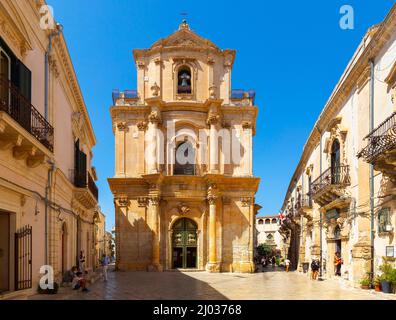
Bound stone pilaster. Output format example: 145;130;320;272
206;184;220;272
148;196;163;271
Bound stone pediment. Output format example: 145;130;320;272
150;29;219;52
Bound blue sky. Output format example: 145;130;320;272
47;0;394;229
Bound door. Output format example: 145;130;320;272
172;218;197;269
0;212;10;293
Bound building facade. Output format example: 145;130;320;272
108;20;260;273
0;0;98;298
280;4;396;284
255;215;282;251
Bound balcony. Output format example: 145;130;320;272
295;196;313;220
0;75;54;167
72;170;99;209
311;165;351;207
357;112;396;180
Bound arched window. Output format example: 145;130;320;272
265;219;271;225
174;141;195;175
271;218;277;224
331;139;341;184
177;66;192;94
258;219;264;225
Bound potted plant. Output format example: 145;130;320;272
373;276;381;292
359;276;370;289
379;258;393;294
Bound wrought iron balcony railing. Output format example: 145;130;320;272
88;172;99;201
311;165;350;197
73;170;99;201
0;75;54;152
357;112;396;163
295;196;313;210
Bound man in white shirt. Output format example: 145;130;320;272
285;258;291;272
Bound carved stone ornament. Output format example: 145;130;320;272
137;197;148;207
117;122;127;131
116;196;129;207
241;197;252;207
209;86;217;99
178;203;191;215
242;121;252;130
148;111;161;124
137;121;147;131
206;113;219;126
151;82;160;96
148;197;160;206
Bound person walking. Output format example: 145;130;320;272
334;252;342;276
285;258;291;272
311;259;320;280
101;254;110;281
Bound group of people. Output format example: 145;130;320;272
309;252;342;280
257;256;291;272
63;251;111;293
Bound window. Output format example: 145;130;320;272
266;233;273;240
331;139;341;184
174;141;195;175
258;219;263;225
74;139;87;187
378;208;391;233
271;218;277;224
265;219;271;225
177;67;191;94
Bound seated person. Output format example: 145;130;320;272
71;271;89;292
62;266;77;284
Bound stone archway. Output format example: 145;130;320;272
171;218;198;269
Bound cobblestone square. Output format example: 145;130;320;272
26;267;396;300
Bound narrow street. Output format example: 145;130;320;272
26;267;395;300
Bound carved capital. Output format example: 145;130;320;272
148;111;161;124
242;121;252;130
117;122;128;131
137;197;148;207
137;121;147;131
116;196;129;207
206;113;219;126
240;197;252;207
148;197;160;206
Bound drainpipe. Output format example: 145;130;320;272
369;59;375;287
45;23;63;120
45;161;56;265
315;125;324;280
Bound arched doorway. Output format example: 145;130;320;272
61;222;67;275
172;218;197;269
331;139;340;184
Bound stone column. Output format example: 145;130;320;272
148;196;162;271
206;184;220;272
242;122;253;176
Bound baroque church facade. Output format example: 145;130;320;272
108;20;260;272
